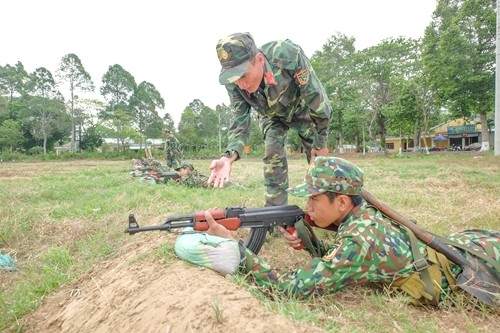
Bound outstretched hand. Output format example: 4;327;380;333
207;157;232;188
204;211;235;240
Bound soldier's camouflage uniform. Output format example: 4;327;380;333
239;206;499;301
180;170;210;188
238;157;500;303
164;134;182;169
217;33;332;206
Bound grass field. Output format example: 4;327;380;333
0;152;499;332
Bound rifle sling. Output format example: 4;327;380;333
401;225;439;306
294;218;322;258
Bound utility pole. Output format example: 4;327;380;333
495;0;500;155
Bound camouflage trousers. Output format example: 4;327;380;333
260;112;316;206
165;154;182;170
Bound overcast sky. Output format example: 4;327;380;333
2;0;437;125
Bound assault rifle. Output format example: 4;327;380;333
126;205;304;236
159;172;181;183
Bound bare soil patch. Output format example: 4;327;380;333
22;234;326;333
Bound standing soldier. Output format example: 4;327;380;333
208;32;332;207
163;129;182;170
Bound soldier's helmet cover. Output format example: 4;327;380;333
288;157;364;197
216;32;258;85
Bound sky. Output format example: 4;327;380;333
2;0;438;125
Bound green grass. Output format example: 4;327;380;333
0;153;499;332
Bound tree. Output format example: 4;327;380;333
162;113;176;132
130;81;165;147
25;67;66;153
80;123;104;151
0;62;28;119
57;54;95;152
177;99;215;151
356;37;419;150
100;64;137;150
100;64;137;111
100;108;137;151
311;33;359;150
423;0;496;151
0;119;25;152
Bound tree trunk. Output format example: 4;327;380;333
479;112;490;151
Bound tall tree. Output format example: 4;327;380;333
356;37;419;149
25;67;66;153
130;81;164;147
100;64;136;150
311;33;359;150
56;54;95;152
423;0;495;151
0;62;28;119
100;64;136;110
162;112;176;132
177;99;214;151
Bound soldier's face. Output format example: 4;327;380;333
179;168;190;176
235;54;264;93
306;193;352;228
306;193;338;228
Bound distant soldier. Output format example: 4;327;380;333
175;163;210;188
163;130;182;169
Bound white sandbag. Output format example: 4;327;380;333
174;228;240;275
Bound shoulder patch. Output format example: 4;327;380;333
295;69;310;86
322;241;343;261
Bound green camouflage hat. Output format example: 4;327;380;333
216;32;257;85
175;163;194;171
288;157;364;197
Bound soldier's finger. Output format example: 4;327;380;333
216;177;226;188
211;177;219;188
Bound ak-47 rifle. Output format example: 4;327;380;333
159;172;182;183
126;205;305;242
125;205;309;254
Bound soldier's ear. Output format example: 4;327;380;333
336;195;353;212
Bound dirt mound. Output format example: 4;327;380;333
22;236;325;333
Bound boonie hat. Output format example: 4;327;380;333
288;157;364;197
216;32;258;85
175;163;194;171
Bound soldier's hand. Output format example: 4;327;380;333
208;157;232;188
277;226;303;249
204;211;234;239
311;147;329;160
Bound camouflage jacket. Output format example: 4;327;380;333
240;203;500;299
180;171;209;188
224;39;332;158
164;135;181;155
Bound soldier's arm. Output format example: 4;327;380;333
223;86;252;160
294;48;331;150
238;236;370;298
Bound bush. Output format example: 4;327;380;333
28;146;44;155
